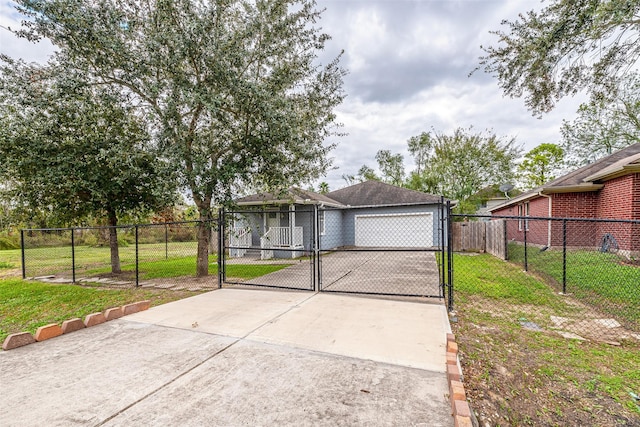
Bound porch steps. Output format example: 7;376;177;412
243;248;262;258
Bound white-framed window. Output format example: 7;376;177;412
319;210;326;235
518;202;530;231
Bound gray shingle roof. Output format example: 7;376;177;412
326;180;442;207
235;187;344;207
543;142;640;187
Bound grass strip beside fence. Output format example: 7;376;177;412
507;244;640;330
0;278;193;346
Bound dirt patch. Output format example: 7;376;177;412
461;295;639;344
452;302;640;426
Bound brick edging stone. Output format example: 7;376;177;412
1;300;151;351
447;333;474;427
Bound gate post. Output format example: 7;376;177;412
135;226;139;287
71;228;76;284
446;200;454;311
440;196;446;298
313;204;319;292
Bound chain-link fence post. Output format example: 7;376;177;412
523;221;528;271
20;229;26;279
562;219;567;294
135;225;139;287
218;208;224;288
71;229;76;283
446;200;454;311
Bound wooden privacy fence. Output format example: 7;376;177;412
452;219;507;260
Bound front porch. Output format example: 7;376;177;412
229;205;306;260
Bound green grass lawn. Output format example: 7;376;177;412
12;241;201;276
0;278;194;346
453;253;640;424
83;255;291;280
507;243;640;329
0;243;292;283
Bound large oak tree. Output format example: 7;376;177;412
14;0;346;276
0;58;176;272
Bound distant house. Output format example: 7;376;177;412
490;143;640;254
231;180;446;258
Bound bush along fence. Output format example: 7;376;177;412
450;214;640;342
20;220;219;291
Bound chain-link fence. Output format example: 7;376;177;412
317;205;447;298
220;203;450;299
451;214;640;341
21;220;218;291
222;206;316;291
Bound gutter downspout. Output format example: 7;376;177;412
538;192;552;248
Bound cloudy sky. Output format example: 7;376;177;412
0;0;585;191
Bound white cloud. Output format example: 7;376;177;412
0;1;56;62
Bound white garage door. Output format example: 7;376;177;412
355;212;433;247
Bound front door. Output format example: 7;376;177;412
267;211;280;229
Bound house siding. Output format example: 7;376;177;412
292;207;315;251
319;209;344;250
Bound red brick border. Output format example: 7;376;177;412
2;332;36;350
104;307;124;321
1;301;152;351
35;324;63;341
446;333;473;426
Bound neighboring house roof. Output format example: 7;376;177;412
490;142;640;211
235;187;345;207
326;180;443;208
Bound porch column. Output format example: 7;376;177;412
290;204;295;242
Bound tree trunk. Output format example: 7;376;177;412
196;210;211;277
107;210;121;274
196;220;210;277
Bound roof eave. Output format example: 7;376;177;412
236;199;344;208
583;164;640;183
540;183;604;194
341;201;445;209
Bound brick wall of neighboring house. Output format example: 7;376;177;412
528;196;551;246
492;173;640;254
596;174;640;253
549;192;598;247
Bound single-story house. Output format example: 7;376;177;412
230;180;446;258
490;142;640;255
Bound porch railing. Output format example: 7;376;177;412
260;226;303;259
229;226;251;257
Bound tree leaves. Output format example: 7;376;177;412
406;127;521;205
517;143;565;190
478;0;640;115
0;58;175;227
561;72;640;167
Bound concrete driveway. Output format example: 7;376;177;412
0;288;453;426
242;250;442;297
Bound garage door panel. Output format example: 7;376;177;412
355;213;433;247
